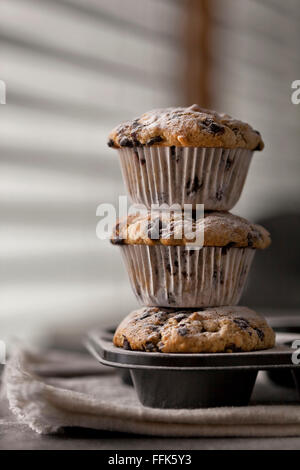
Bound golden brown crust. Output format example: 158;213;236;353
107;104;264;151
111;211;271;250
113;306;275;353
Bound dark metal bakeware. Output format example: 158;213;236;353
86;328;300;409
267;315;300;388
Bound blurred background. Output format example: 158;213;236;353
1;0;300;346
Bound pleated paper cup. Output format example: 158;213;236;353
119;245;255;308
118;146;253;210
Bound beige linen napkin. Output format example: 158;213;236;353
2;347;300;437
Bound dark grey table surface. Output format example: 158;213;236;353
1;421;300;450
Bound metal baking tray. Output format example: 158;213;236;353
86;328;300;409
267;315;300;388
268;315;300;333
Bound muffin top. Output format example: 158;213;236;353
111;211;271;249
113;306;275;353
107;104;264;151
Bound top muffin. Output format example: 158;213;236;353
107;104;264;151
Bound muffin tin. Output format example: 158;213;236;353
86;328;300;409
267;316;300;389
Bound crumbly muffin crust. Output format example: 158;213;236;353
113;306;275;353
107;104;264;151
111;211;271;249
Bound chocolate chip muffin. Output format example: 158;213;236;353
108;105;263;150
107;105;264;210
111;211;271;308
113;306;275;353
112;210;270;249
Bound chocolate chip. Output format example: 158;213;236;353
134;148;145;163
222;242;235;255
122;336;131;350
167;291;176;304
210;122;225;134
165;258;179;276
216;188;224;201
146;136;163;146
107;139;114;148
133;138;142;147
221;149;227;161
170;145;176;157
176;148;183;163
253;143;261;151
183;249;195;257
178;326;188;336
119;137;134;147
150;325;159;331
157;191;168;203
254;327;265;341
203;118;225;135
247;233;254;247
203;118;213;126
233;318;250;330
130;129;142;147
225;157;234;170
144;341;156;352
110;237;124;245
186;176;203;196
156;312;168;322
174;313;188;322
131;120;141;134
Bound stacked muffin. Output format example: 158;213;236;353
108;105;275;354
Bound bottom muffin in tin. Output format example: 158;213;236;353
113;306;275;353
87;317;285;409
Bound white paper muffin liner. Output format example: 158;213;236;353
118;146;253;210
119;245;255;308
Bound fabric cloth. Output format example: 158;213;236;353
2;348;300;437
